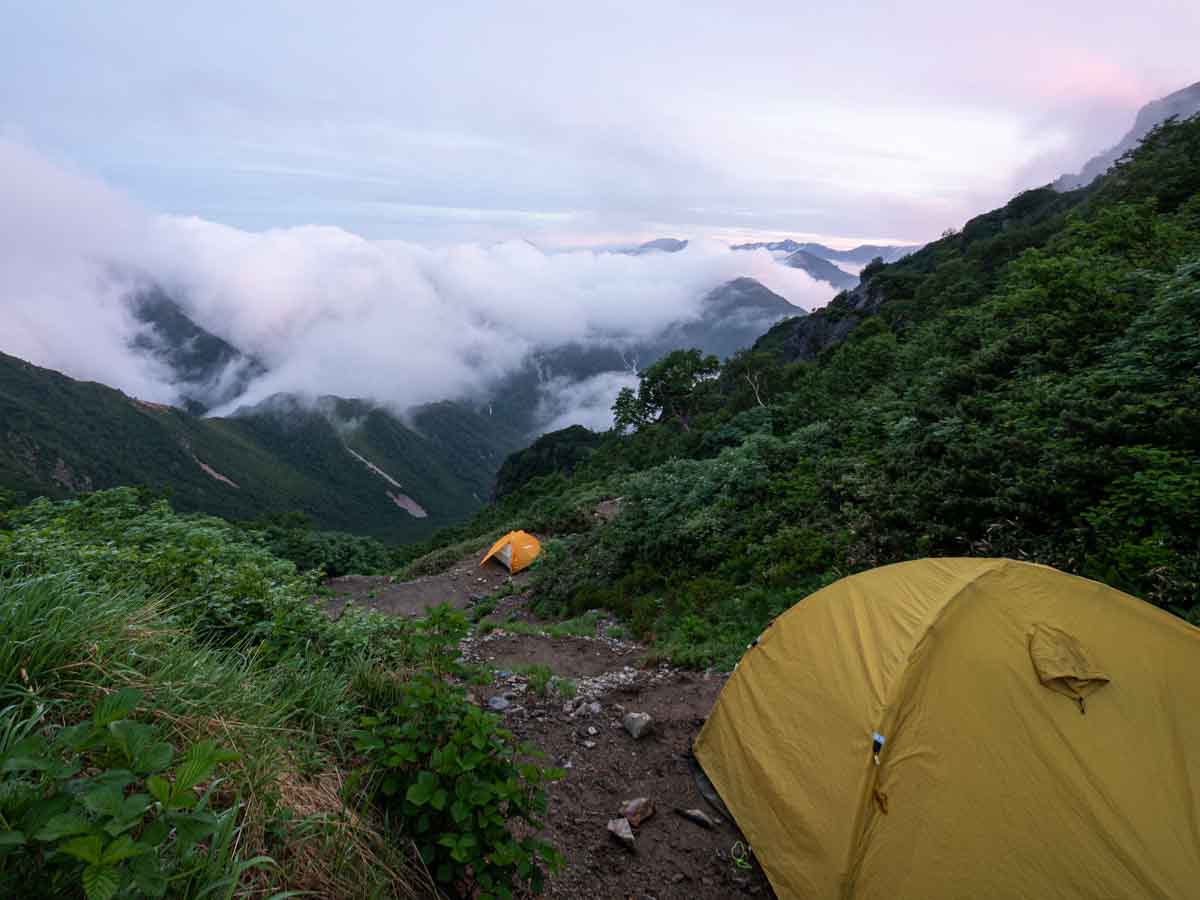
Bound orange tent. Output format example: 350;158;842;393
479;530;541;574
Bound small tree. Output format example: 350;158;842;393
612;348;721;432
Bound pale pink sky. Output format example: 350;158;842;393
2;0;1197;246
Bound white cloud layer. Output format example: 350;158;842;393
1;140;832;429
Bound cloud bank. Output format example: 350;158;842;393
1;140;833;429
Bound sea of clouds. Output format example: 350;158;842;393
0;139;836;432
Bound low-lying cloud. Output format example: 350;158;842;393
1;140;835;431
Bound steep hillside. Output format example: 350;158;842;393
0;353;524;541
422;114;1200;667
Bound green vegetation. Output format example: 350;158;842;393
353;607;563;897
0;488;560;898
0;691;246;900
493;425;603;500
239;511;400;576
421;115;1200;668
476;611;605;641
0;358;525;543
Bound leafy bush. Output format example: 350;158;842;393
353;607;563;898
0;489;412;670
0;690;252;900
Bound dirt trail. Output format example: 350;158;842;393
327;562;773;898
323;551;529;618
462;616;773;898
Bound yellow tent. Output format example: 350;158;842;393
479;530;541;574
694;558;1200;899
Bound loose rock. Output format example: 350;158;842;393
675;807;715;829
606;816;635;849
620;796;655;827
623;711;654;739
487;696;510;711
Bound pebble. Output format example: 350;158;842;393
623;712;654;739
583;740;596;749
586;726;599;736
487;696;510;711
620;796;655;827
675;807;715;829
606;816;636;849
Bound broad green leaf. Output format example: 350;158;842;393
146;775;172;806
81;784;124;818
93;688;141;728
82;862;120;900
59;833;104;864
118;793;152;822
140;741;174;773
140;819;168;845
0;830;26;846
101;834;153;864
1;754;50;773
35;813;93;842
405;772;436;807
107;720;155;767
167;811;217;852
173;741;220;794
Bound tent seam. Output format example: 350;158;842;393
840;558;1009;897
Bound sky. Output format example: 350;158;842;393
3;0;1197;248
0;1;1197;430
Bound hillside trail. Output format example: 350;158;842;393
324;566;773;900
323;550;533;618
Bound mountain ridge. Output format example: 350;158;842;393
1055;79;1200;190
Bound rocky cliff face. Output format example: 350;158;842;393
751;276;884;362
1056;81;1200;190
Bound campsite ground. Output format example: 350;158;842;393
323;564;774;899
323;550;532;618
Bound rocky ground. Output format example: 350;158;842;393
323;571;774;899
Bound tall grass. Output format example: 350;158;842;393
0;573;437;899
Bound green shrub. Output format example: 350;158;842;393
0;690;255;900
517;665;553;698
353;607;563;898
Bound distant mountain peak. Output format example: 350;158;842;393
1056;80;1200;191
128;287;266;413
781;249;858;290
631;237;689;254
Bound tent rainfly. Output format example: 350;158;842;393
694;557;1200;899
479;530;541;574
